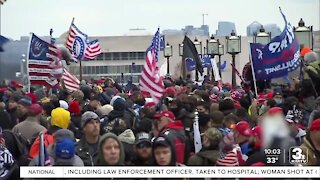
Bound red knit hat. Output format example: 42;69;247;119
300;47;312;57
309;118;320;132
166;87;176;97
68;101;81;114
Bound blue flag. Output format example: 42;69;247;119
202;55;212;68
250;8;300;80
186;58;196;71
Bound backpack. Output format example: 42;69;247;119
5;130;31;166
29;130;54;159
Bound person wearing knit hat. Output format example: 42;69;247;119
76;111;100;166
299;118;320;166
68;100;82;131
51;107;71;129
12;103;46;143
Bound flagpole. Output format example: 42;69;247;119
26;33;33;93
249;42;258;98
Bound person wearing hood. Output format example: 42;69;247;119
96;133;125;166
118;129;135;164
153;110;187;164
188;127;222;166
76;111;100;166
29;129;84;166
12;103;46;144
152;136;184;166
48;107;71;135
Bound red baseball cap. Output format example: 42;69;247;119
252;126;263;140
309;118;320;132
268;107;283;115
154;110;175;120
145;102;156;108
234;121;252;137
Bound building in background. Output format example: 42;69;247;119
247;21;263;36
247;21;281;38
162;25;209;36
216;21;236;36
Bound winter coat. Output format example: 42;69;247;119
187;146;220;166
108;109;135;130
96;133;125;166
0;109;15;130
245;148;266;166
76;137;99;166
160;120;187;164
12;116;46;143
300;135;320;166
29;144;84;166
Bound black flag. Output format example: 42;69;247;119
182;36;203;76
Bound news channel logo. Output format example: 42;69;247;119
289;147;308;164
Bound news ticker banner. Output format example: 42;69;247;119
21;167;320;178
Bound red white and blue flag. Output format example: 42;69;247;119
66;23;101;62
62;68;80;92
139;28;165;104
27;33;60;87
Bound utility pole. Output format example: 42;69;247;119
202;13;208;26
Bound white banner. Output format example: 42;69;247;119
20;166;320;178
210;57;221;81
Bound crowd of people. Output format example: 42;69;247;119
0;48;319;180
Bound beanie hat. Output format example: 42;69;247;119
59;100;69;110
304;52;319;63
97;104;113;117
68;101;81;114
25;93;37;104
18;96;32;107
54;129;74;142
51;107;71;129
112;98;126;111
27;103;43;116
110;96;122;106
55;138;75;159
309;118;320;132
81;111;99;128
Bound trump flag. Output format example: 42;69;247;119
250;8;300;80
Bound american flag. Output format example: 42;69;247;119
28;33;59;87
66;23;101;62
139;28;165;104
62;68;80;92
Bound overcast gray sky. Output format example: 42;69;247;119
2;0;319;40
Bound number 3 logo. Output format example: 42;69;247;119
292;148;303;160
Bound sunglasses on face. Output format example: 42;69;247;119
137;142;151;149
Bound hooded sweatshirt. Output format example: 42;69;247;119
118;129;136;163
160;120;187;164
96;133;125;166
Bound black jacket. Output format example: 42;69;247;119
76;137;99;166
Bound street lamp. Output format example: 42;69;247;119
206;35;219;80
226;30;241;88
164;42;173;75
193;37;202;81
218;43;224;77
254;25;271;45
294;18;313;50
21;54;26;89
